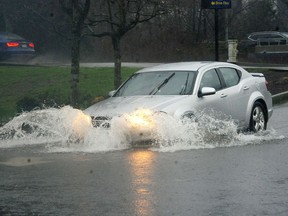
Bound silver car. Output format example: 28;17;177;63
84;62;273;142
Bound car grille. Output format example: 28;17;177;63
91;116;111;128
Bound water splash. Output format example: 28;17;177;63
0;106;91;147
152;112;239;152
0;106;284;153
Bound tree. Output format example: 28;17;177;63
227;0;278;39
86;0;165;89
60;0;90;107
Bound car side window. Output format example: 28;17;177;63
251;34;270;40
219;67;240;88
200;69;222;91
250;34;264;40
269;34;283;39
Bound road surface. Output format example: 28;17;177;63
0;103;288;216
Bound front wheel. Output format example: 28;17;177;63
249;102;267;132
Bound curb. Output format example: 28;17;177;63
272;91;288;105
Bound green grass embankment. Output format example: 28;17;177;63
0;65;139;123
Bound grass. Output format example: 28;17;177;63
0;65;139;122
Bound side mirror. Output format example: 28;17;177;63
198;87;216;97
108;90;116;97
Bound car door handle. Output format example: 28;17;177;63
243;86;250;90
220;93;227;98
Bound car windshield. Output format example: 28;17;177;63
114;71;196;96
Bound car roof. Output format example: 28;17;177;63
136;61;237;73
249;31;288;35
0;32;24;40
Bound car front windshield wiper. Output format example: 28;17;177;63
179;73;190;95
149;72;175;95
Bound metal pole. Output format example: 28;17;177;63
214;8;219;61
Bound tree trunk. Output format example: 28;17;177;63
112;37;122;89
70;1;82;108
70;30;81;107
68;0;90;107
0;1;6;31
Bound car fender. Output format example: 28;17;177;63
170;97;198;119
244;91;266;126
173;107;197;120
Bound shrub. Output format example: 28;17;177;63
16;97;41;112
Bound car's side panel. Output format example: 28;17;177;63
193;66;233;119
224;82;252;127
193;90;231;120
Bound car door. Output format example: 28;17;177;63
217;67;250;125
195;69;231;119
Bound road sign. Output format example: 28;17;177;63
201;0;231;9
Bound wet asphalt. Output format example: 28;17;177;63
1;103;288;216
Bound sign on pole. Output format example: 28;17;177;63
201;0;231;61
201;0;231;9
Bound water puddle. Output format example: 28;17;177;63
0;106;284;153
0;157;51;167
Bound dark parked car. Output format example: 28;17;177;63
238;31;288;51
0;32;35;61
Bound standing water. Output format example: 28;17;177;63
0;106;284;153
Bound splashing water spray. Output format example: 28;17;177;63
0;106;284;152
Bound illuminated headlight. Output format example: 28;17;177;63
124;109;155;130
71;111;92;137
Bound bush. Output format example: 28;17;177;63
16;97;41;113
16;89;95;113
16;89;69;113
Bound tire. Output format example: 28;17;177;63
249;101;267;132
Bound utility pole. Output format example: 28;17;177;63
214;9;219;61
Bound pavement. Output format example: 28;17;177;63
1;61;288;71
1;105;288;215
80;62;162;68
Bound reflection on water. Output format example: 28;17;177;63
129;150;155;216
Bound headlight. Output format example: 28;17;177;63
71;111;92;137
125;109;155;129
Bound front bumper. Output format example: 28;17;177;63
91;109;160;146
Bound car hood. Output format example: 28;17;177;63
84;95;190;117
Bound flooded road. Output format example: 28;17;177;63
0;103;288;216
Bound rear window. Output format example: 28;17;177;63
0;32;23;40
